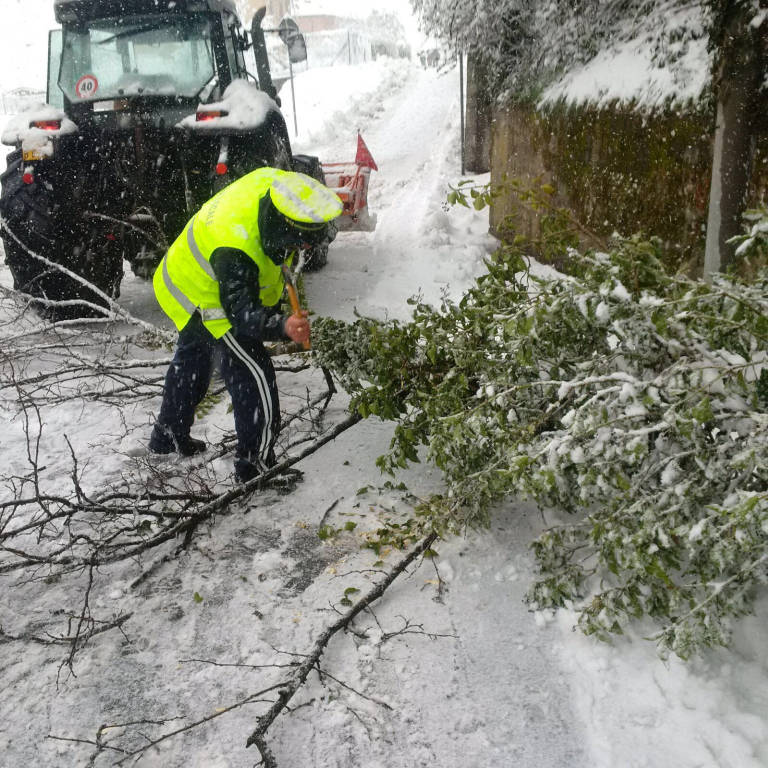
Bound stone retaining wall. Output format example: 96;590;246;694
490;102;768;273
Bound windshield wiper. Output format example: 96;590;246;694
96;19;182;45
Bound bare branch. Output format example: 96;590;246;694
245;532;438;764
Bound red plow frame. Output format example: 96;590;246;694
322;133;378;232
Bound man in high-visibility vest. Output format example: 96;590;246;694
149;168;342;483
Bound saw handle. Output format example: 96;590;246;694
284;273;311;351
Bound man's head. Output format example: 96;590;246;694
259;172;343;265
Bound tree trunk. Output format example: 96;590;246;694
465;54;493;173
703;4;765;276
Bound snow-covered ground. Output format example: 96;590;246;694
2;46;768;768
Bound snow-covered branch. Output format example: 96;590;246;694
314;218;768;657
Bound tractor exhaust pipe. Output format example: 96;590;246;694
251;8;278;102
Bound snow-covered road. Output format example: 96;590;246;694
287;62;494;322
0;58;579;768
278;65;588;764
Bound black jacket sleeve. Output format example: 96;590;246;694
209;247;287;342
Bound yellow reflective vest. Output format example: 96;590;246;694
153;168;288;338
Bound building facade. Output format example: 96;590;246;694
239;0;293;24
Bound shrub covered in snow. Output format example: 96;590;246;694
729;206;768;265
314;187;768;658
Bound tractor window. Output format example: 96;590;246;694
47;30;65;109
59;14;216;101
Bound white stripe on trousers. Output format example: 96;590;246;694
222;332;274;468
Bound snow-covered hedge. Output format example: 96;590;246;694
413;0;766;108
314;196;768;658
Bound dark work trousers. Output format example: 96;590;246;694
156;313;280;473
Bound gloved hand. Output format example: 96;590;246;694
285;310;311;345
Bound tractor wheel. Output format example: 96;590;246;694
263;114;292;171
291;154;336;271
302;243;329;271
0;151;123;320
302;218;338;272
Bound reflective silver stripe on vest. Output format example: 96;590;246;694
162;257;197;315
270;178;327;223
187;220;218;281
199;307;228;322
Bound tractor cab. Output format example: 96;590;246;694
49;0;274;117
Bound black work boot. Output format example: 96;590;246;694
149;425;206;456
234;460;260;484
234;449;277;484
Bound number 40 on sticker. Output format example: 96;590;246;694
75;74;99;99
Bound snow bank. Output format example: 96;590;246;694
280;58;412;150
290;60;496;322
554;598;768;767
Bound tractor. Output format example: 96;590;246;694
0;0;331;317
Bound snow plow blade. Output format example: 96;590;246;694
322;133;378;232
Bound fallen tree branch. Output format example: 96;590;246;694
42;518;440;764
314;664;394;711
48;683;287;766
0;612;132;647
0;412;362;575
245;531;439;764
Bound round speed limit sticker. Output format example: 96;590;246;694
75;74;99;99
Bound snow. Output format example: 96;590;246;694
1;103;78;146
283;59;494;320
555;600;768;768
1;27;768;768
177;80;279;132
539;5;711;110
0;1;55;95
595;300;610;323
